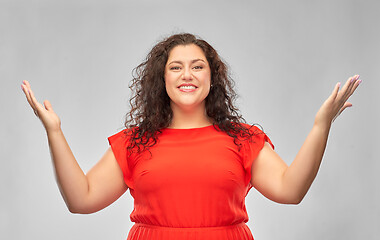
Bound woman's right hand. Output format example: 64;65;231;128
21;80;61;133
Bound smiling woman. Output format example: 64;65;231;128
125;33;253;155
164;44;212;127
21;33;361;240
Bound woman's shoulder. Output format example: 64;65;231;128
109;127;138;141
237;122;265;134
239;122;274;148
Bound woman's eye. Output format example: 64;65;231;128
170;66;180;70
193;66;203;70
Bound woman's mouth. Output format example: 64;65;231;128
178;84;197;92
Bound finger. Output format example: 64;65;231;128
339;102;353;114
332;102;352;123
340;75;356;96
24;81;45;115
330;82;341;100
26;83;38;109
338;75;359;102
342;75;361;102
21;81;28;97
348;78;362;96
345;75;359;95
346;75;357;94
28;83;41;108
21;80;29;97
21;81;36;110
43;100;54;112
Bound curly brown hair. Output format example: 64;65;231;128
125;33;255;154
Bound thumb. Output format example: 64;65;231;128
333;102;352;122
339;102;353;114
43;100;54;112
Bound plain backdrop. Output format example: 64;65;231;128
1;0;379;239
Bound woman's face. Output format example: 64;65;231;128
164;44;211;112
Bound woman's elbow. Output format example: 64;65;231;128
285;193;305;205
67;205;84;214
286;197;302;205
273;192;304;205
67;203;97;214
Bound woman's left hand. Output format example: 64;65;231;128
314;75;361;128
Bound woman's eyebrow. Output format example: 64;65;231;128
167;59;206;65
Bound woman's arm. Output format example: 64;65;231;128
22;80;128;213
251;75;361;204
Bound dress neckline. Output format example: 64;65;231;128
162;124;215;132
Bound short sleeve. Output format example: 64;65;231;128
108;130;133;189
243;125;274;188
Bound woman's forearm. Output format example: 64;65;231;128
47;129;89;213
22;80;91;213
281;76;361;203
282;122;331;203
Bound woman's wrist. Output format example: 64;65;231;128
312;118;331;135
46;126;63;137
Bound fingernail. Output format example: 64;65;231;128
358;79;362;85
338;82;341;87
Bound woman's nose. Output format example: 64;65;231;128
182;67;193;80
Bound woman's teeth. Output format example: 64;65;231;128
179;86;196;89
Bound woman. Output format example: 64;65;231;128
21;33;361;240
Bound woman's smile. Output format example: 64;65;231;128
178;83;198;92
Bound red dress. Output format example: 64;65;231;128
108;124;273;240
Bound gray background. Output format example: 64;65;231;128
1;0;379;239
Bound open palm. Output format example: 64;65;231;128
315;75;361;128
21;80;61;132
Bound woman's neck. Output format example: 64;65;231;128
168;103;213;129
